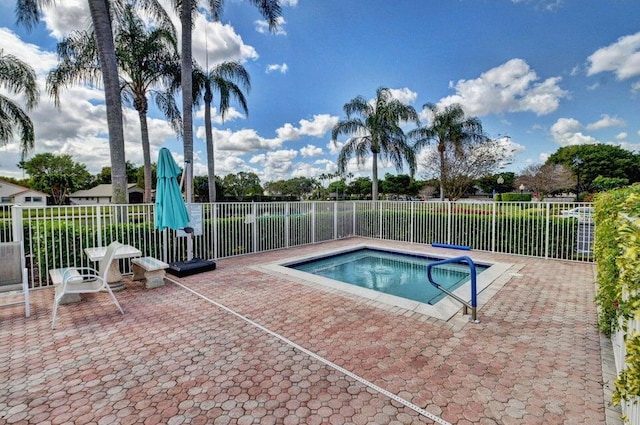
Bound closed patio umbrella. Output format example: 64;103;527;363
155;148;190;231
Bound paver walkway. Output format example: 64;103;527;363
0;238;619;424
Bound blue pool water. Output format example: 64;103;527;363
288;248;487;305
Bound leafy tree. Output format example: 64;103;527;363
476;172;516;195
592;175;629;192
547;144;640;191
0;50;39;160
18;153;93;204
421;136;508;200
516;163;574;200
409;103;489;201
171;0;282;203
193;61;250;202
221;172;263;200
18;0;173;203
47;3;181;203
381;174;414;197
327;180;347;199
332;87;419;201
347;177;372;199
96;161;140;184
264;177;317;199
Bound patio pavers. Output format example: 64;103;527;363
0;238;619;424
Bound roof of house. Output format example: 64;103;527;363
0;179;48;197
70;184;141;198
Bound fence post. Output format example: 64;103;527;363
11;205;23;242
334;202;338;240
285;203;290;248
544;202;550;259
447;202;452;245
212;202;218;260
311;202;316;244
491;201;496;253
96;204;103;247
352;202;357;237
251;203;257;253
410;202;415;243
379;201;383;239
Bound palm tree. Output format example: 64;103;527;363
47;3;181;203
16;0;171;204
0;50;39;160
173;0;282;203
331;87;419;201
409;103;488;201
193;61;250;202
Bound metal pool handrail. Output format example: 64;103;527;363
426;256;480;323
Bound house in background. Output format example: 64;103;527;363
0;179;48;206
69;184;144;205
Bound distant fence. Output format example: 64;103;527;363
5;200;594;289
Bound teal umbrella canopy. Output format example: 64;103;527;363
155;148;190;230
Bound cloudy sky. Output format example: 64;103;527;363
1;0;639;185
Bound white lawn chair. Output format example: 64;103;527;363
52;241;125;329
0;241;30;317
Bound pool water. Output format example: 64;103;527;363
288;248;487;305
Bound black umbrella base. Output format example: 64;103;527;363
167;258;216;277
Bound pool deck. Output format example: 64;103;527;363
0;238;621;424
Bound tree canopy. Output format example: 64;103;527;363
546;144;640;191
332;87;419;201
18;153;93;204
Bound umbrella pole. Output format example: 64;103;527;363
184;160;194;261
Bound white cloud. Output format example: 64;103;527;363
550;118;599;146
195;105;245;124
438;58;568;116
586;114;626;131
41;0;91;40
211;128;281;152
276;114;338;141
0;28;58;76
327;140;343;156
250;149;297;181
254;17;287;35
587;32;640;80
539;152;550;162
510;0;563;11
266;63;288;74
616;132;628;140
387;88;418;105
300;145;323;157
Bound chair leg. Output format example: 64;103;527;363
105;285;124;315
23;269;30;318
52;298;59;329
25;291;31;318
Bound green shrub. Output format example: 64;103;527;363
593;184;640;406
500;192;532;202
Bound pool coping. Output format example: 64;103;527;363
257;242;521;322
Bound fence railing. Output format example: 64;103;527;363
6;200;594;289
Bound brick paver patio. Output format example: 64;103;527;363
0;238;620;424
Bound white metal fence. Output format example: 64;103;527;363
6;200;593;289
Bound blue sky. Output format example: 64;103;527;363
1;0;640;186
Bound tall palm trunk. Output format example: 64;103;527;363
88;0;127;204
439;142;446;201
371;153;379;201
136;107;153;203
180;0;193;203
204;84;215;202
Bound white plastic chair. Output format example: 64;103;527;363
52;241;125;329
0;241;30;317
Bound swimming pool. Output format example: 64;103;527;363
288;248;488;305
262;244;515;321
